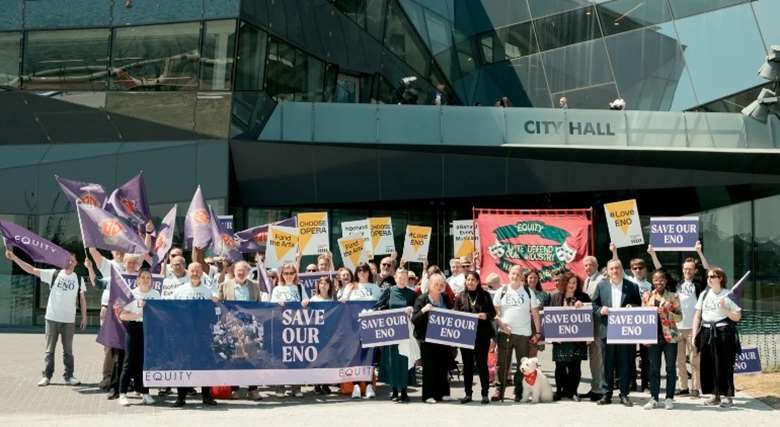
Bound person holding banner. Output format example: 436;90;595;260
377;256;397;291
161;256;189;299
454;271;496;404
491;265;541;402
412;273;453;403
310;276;336;302
642;269;682;410
5;249;87;387
692;267;742;408
341;263;382;399
374;268;418;403
117;269;160;406
592;259;642;407
334;267;354;299
581;255;606;401
270;263;309;398
550;272;590;402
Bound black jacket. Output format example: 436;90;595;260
454;288;496;339
412;293;453;340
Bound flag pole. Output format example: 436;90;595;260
75;202;89;259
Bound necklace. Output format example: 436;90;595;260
468;293;477;308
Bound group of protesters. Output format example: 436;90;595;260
4;224;744;410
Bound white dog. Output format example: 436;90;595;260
519;357;554;403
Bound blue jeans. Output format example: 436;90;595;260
648;340;678;400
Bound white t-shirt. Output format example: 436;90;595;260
97;257;123;279
122;288;161;322
171;282;214;300
310;295;333;302
695;287;741;323
40;269;86;323
101;288;110;307
270;284;308;303
162;274;190;299
493;285;539;336
628;276;652;294
344;282;382;301
447;274;465;295
677;280;699;329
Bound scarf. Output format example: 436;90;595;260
524;370;538;386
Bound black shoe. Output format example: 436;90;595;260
107;392;119;400
461;396;472;404
572;394;582;402
202;398;217;406
553;392;562;401
589;393;603;402
173;399;185;408
641;383;649;393
619;395;633;407
399;394;409;403
314;385;323;395
481;396;490;404
391;393;399;402
321;385;331;395
630;383;638;392
514;393;522;402
597;396;612;405
677;388;690;396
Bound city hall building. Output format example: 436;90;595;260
0;0;779;360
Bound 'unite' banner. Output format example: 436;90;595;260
542;306;594;342
143;300;374;386
358;308;410;348
424;308;478;349
606;307;657;344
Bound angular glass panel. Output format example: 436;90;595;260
751;0;780;52
541;37;614;94
534;6;602;51
598;0;673;36
201;20;237;91
754;195;780;313
235;21;267;91
0;32;21;87
195;92;232;138
333;0;367;28
366;0;387;40
105;92;196;132
265;38;325;102
425;9;453;55
385;0;431;77
476;54;550;107
0;0;23;31
25;0;112;29
490;20;539;62
605;24;696;111
23;29;110;91
111;22;201;91
112;0;202;26
668;0;747;20
673;4;765;106
527;0;591;18
205;0;241;19
475;0;532;30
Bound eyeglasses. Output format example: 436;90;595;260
707;275;720;279
631;266;645;270
171;263;184;267
282;271;296;276
305;268;317;272
381;263;391;267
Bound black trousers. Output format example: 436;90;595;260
555;361;582;397
460;337;490;397
601;338;632;398
120;322;147;394
637;345;649;387
177;387;213;402
109;348;125;394
420;341;451;401
699;325;737;397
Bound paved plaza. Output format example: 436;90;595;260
0;333;775;426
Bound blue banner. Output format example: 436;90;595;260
542;306;593;342
425;308;478;349
298;271;336;298
217;215;234;233
734;346;761;375
121;273;164;294
358;308;410;348
143;300;374;386
649;217;698;251
607;307;657;344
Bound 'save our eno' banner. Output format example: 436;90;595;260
143;300;374;386
424;308;478;349
358;308;410;348
606;307;657;344
542;306;593;342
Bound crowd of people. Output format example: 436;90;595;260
4;236;743;410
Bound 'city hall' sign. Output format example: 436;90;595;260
523;120;617;136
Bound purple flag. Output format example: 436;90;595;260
0;220;71;269
105;172;152;228
184;186;212;249
55;175;106;209
235;217;297;253
96;266;134;350
77;203;147;254
153;205;177;266
209;206;243;262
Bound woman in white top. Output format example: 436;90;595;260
310;277;335;302
269;263;308;397
118;269;160;406
340;263;382;303
692;267;742;408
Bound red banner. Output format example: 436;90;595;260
477;212;591;292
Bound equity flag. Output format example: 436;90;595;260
209;206;242;262
152;205;177;266
96;266;134;350
55;175;106;209
184;186;212;249
76;203;147;254
105;172;152;228
235;217;297;253
0;220;70;269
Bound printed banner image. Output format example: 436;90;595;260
143;301;374;387
298;212;329;256
477;213;591;292
734;346;761;375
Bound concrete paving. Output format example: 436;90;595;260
0;333;775;426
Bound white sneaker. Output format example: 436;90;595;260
643;399;658;410
37;377;50;387
365;384;376;399
64;377;80;386
664;398;674;410
351;386;362;399
119;395;131;406
720;397;733;408
142;394;155;405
